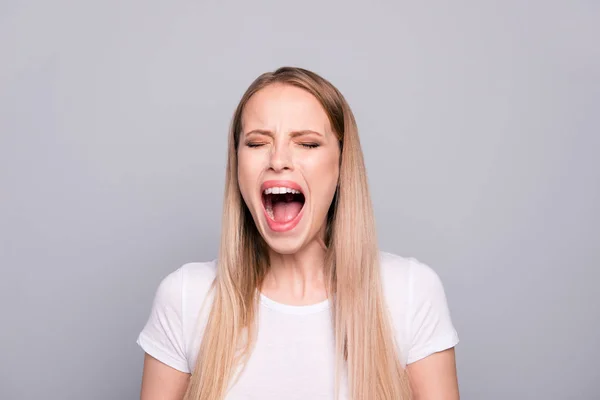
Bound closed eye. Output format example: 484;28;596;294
246;142;267;148
300;143;320;149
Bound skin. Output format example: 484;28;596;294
140;83;459;399
238;83;340;304
140;354;189;400
408;348;460;399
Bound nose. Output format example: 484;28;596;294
268;142;293;172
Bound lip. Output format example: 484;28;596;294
260;180;306;233
260;180;304;193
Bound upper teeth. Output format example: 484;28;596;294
264;187;301;195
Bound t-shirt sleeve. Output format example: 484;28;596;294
406;258;459;364
136;267;190;373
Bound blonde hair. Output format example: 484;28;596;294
184;67;411;400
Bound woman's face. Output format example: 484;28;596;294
237;83;340;255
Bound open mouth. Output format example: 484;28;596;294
262;186;306;223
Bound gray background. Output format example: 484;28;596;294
1;1;598;399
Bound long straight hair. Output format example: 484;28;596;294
184;67;411;400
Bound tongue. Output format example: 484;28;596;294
272;201;303;222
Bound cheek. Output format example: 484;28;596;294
302;151;340;207
237;151;260;205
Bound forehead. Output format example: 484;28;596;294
241;83;332;134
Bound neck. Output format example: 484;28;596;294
262;238;329;305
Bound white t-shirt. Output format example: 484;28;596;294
137;251;459;399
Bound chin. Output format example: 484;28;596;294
262;235;307;255
256;210;312;255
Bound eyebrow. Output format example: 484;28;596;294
244;129;324;138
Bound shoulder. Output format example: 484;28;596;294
179;259;218;294
379;251;452;325
157;260;218;325
153;260;217;305
379;250;443;295
137;260;217;373
378;251;459;365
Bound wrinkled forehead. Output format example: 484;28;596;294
241;83;334;137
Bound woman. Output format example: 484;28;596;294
137;67;460;399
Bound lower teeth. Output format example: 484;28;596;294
266;205;274;220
